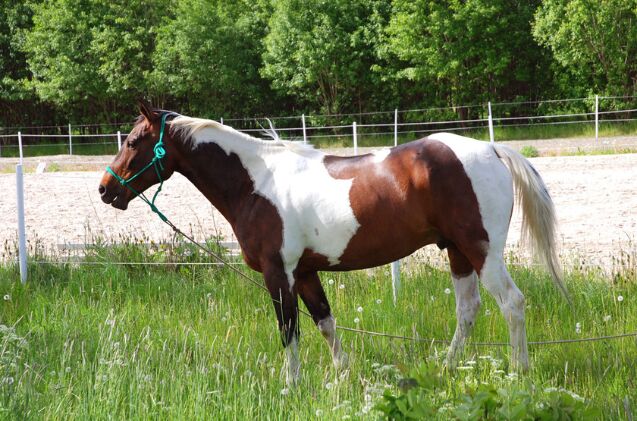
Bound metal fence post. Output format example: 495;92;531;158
488;101;495;143
220;117;223;125
16;132;27;284
117;131;122;150
595;94;599;143
68;123;73;155
302;114;307;144
353;121;358;155
394;108;398;147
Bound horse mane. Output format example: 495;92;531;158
170;115;322;158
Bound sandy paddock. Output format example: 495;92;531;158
1;147;636;268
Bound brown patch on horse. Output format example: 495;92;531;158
321;139;489;273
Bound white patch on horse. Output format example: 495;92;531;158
371;148;391;163
172;117;361;286
427;133;513;256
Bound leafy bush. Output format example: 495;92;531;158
375;364;600;420
520;145;540;158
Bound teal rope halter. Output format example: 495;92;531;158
106;113;171;222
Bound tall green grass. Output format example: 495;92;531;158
0;240;636;419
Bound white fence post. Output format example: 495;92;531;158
117;131;122;150
595;94;599;143
394;109;398;147
488;101;495;143
302;114;307;144
16;132;27;284
68;123;73;155
220;117;223;125
352;121;358;155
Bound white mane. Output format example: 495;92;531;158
170;115;322;159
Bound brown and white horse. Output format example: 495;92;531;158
100;104;565;384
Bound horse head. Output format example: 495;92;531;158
99;101;180;210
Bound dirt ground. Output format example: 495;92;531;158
1;136;636;268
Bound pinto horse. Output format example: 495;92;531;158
100;103;565;384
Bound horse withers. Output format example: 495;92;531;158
99;103;565;385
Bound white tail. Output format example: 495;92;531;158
493;144;569;302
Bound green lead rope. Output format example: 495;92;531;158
106;113;170;222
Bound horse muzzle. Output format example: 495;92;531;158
99;175;130;210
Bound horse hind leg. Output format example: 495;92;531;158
480;253;529;371
296;271;348;369
445;245;481;367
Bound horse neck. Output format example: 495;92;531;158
172;136;257;226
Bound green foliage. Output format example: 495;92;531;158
534;0;637;97
376;364;601;420
520;145;540;158
262;0;392;115
151;0;275;117
2;0;637;127
385;0;552;113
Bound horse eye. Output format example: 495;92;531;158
127;138;138;149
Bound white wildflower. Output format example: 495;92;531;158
3;294;10;301
354;318;360;324
603;315;611;322
356;306;363;313
444;288;451;295
315;409;324;416
328;279;334;285
617;295;624;302
575;322;581;334
325;382;334;390
376;299;382;304
339;284;345;290
280;388;290;396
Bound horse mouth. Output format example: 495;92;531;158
100;188;129;210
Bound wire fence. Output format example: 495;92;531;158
2;95;637;158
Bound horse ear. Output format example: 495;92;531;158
137;98;157;122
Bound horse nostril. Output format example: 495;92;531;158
98;184;106;195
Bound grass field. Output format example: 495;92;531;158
1;240;636;420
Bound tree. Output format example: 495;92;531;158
385;0;552;116
150;0;277;118
261;0;391;116
533;0;637;97
23;0;169;123
0;1;43;127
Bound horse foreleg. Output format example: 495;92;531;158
263;265;300;385
445;246;481;367
296;272;348;369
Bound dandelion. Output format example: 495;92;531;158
3;294;10;301
575;322;581;334
315;409;324;416
206;293;212;299
4;377;14;385
603;315;611;322
376;299;382;305
325;382;334;390
280;388;290;396
339;284;345;290
430;295;435;301
485;309;492;316
356;306;363;313
65;367;71;373
444;288;451;295
328;279;334;285
617;295;624;302
354;318;360;324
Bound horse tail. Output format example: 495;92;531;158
492;144;570;304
